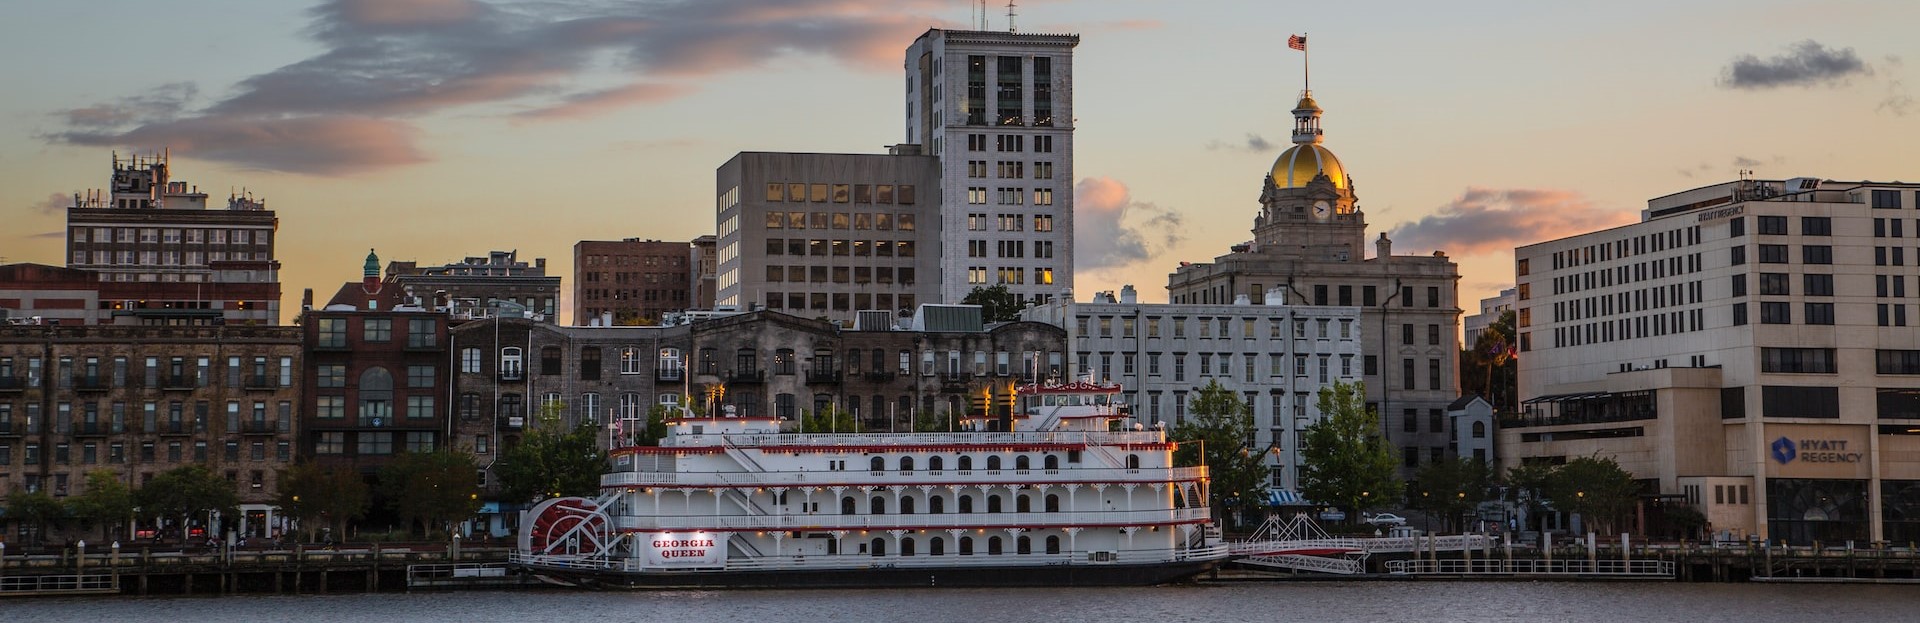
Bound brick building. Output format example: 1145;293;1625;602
387;250;560;322
300;251;451;474
573;239;693;325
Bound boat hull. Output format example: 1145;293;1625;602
521;560;1220;589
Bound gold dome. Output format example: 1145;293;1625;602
1270;144;1346;190
1295;96;1320;111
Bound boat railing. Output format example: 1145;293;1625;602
661;430;1167;449
608;507;1212;532
601;466;1208;488
511;545;1229;574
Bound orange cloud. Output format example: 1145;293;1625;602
1387;187;1638;256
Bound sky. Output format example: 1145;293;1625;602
2;0;1915;325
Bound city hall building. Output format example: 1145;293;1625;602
1504;177;1920;544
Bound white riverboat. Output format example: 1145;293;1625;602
511;380;1229;587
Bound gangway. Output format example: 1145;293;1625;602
1229;514;1367;575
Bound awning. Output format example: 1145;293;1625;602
1266;489;1309;506
1520;391;1610;405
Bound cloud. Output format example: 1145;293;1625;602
30;231;67;239
1720;40;1871;89
1387;188;1637;256
44;0;964;174
1075;177;1185;270
1881;80;1914;117
1732;156;1764;168
31;192;69;216
1205;133;1275;153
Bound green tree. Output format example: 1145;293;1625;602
1299;380;1402;520
1169;380;1268;528
1408;458;1497;532
1503;463;1555;533
800;405;858;433
1542;455;1641;535
3;489;68;544
635;404;673;446
495;421;605;504
67;470;134;541
961;285;1031;323
276;463;370;543
913;408;960;433
1460;309;1518;410
135;465;239;540
378;448;482;538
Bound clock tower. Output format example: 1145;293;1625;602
1250;91;1366;263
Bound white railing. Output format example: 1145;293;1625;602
610;507;1212;532
1360;535;1493;553
600;466;1208;488
1230;537;1367;556
1241;554;1364;575
662;430;1167;449
512;545;1230;575
1384;558;1674;577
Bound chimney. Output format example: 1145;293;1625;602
536;258;547;271
1264;287;1287;306
1376;232;1393;258
1119;285;1137;304
601;311;613;327
302;288;313;311
1233;294;1251;306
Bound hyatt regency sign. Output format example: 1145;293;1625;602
1771;436;1863;465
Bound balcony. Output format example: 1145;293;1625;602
241;420;279;435
498;416;525;431
0;377;24;392
73;421;110;436
805;368;844;384
727;369;766;384
73;376;111;392
160;375;198;391
499;369;524;382
939;372;970;392
245;375;280;390
657;369;684;383
862;370;897;383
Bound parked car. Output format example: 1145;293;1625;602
1363;512;1408;527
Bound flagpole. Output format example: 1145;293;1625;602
1303;32;1310;92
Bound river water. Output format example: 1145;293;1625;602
7;582;1912;622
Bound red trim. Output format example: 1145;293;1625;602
611;446;727;456
667;416;782;424
1015;381;1122;394
614;519;1210;534
602;476;1206;491
754;443;1087;454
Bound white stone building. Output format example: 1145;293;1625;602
1021;285;1362;495
1464;287;1516;347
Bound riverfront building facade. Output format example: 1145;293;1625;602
1504;178;1920;544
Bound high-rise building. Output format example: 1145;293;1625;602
906;29;1080;305
1166;90;1462;476
386;250;560;322
1021;285;1362;497
1464;287;1517;347
714;151;942;321
691;235;718;310
1504;177;1920;544
573;238;693;325
62;153;281;324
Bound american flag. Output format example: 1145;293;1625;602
1288;34;1307;51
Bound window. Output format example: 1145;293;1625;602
316;432;345;455
318;365;346;388
1802;217;1831;236
620;348;644;375
1763;348;1837;374
407;396;434;419
657;348;682;380
499;347;524;379
1877;350;1920;375
363;318;392;342
1760;302;1791;324
1871;189;1903;209
580;347;602;379
1758;244;1789;263
540;346;562;376
317;318;346;348
1730;246;1746;265
461;348;482;373
1805;274;1833;296
358;432;394;455
1803;245;1833;264
358;367;393;423
1805;303;1835;325
1759;273;1790;295
407;318;436;348
1761;385;1839;418
1757;216;1788;235
407;365;434;388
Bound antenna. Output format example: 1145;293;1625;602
1007;0;1018;33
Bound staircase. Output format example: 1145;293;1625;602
721;436;767;472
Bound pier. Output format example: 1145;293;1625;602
0;545;518;597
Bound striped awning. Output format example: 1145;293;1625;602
1266;489;1308;506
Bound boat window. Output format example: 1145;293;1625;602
987;495;1003;513
988;537;1003;555
960;537;974;555
930;496;946;514
1126;454;1140;469
931;537;945;556
959;456;973;471
987;456;1001;470
1045;494;1060;513
1044;455;1059;470
870;538;886;557
1015;456;1030;470
841;497;856;515
1016;536;1032;555
870;496;887;515
1016;495;1031;513
899;456;914;471
1045;536;1061;555
901;496;916;515
900;537;915;556
928;456;944;472
870;456;885;472
959;495;974;513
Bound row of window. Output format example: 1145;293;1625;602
6;467;276;499
314;317;439;348
0;439;290;468
964;213;1054;232
762;211;917;231
69;226;273;246
312;431;437;455
761;291;920;313
962;187;1055;206
0;399;292;435
964;160;1056;180
1174;283;1445;308
764;265;916;285
764;183;917;205
1548;308;1707;349
1549;252;1702;297
0;355;294;390
1076;315;1357;341
961;133;1057;153
460;346;673;379
1547;279;1703;325
1549;223;1702;271
762;238;917;258
966;239;1059;258
963;266;1054;285
72;250;272;267
1075;351;1359;384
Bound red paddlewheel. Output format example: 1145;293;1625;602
526;497;607;555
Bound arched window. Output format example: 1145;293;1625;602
1045;535;1061;555
870;538;887;557
899;456;914;472
870;456;885;472
931;537;945;556
930;495;946;514
987;456;1002;471
929;456;944;472
1126;454;1141;469
901;496;916;515
841;497;856;514
1015;456;1030;470
988;537;1003;555
959;537;974;555
900;537;916;557
870;496;887;515
1016;536;1032;555
959;495;974;513
1472;421;1487;438
499;347;523;380
1045;494;1060;513
358;367;392;423
1016;495;1031;513
958;456;974;471
1043;455;1059;470
988;495;1003;513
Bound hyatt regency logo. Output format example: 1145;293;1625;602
1770;437;1797;464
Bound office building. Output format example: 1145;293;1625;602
573;238;693;325
386;250;560;322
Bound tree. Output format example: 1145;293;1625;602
633;404;673;446
1503;463;1556;533
1408;458;1497;532
1299;380;1402;520
800;405;858;433
961;285;1031;323
1542;455;1641;535
1460;309;1518;410
135;465;239;540
1169;380;1268;528
276;463;370;543
3;490;68;545
914;408;960;433
378;448;482;538
67;470;134;541
495;421;605;504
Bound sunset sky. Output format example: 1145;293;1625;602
3;0;1914;324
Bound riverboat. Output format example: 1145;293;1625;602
511;380;1228;587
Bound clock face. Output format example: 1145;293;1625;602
1312;200;1331;219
